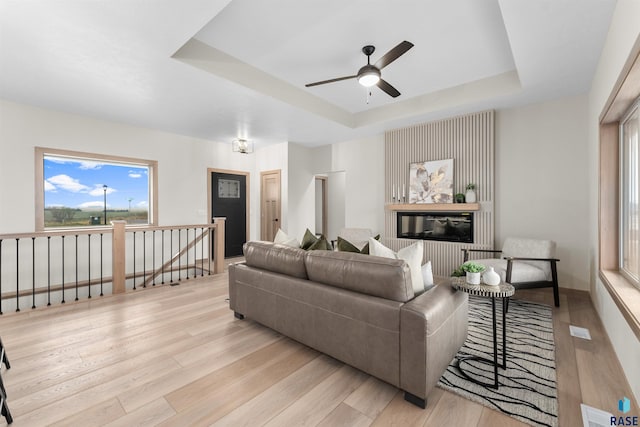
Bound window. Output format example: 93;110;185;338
36;148;157;230
621;100;639;287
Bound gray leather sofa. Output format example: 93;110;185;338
228;241;468;408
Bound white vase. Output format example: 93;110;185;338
465;189;476;203
466;272;481;285
483;266;501;286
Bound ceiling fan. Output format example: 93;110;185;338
305;41;414;98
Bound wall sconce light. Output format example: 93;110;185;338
232;138;254;154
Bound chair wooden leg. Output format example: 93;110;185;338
551;261;560;307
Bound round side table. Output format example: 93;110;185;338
451;277;515;389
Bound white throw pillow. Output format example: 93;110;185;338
369;238;425;295
273;229;300;247
422;261;434;291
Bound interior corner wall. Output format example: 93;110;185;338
286;142;317;240
587;0;640;403
495;95;589;291
330;134;385;236
0;99;254;234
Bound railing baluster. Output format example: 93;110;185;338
61;235;65;304
100;233;104;297
47;237;51;306
194;227;197;278
15;238;19;312
208;227;211;275
143;231;146;288
133;231;137;290
75;235;79;301
178;229;181;282
87;234;91;299
31;237;36;309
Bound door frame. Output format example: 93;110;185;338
260;169;282;241
207;168;250;258
315;175;328;237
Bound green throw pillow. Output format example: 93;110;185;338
337;234;380;254
308;235;332;251
337;237;360;253
300;228;318;250
300;228;332;251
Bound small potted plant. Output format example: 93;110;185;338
461;261;485;285
454;193;466;203
465;183;477;203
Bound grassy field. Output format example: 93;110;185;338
44;208;148;228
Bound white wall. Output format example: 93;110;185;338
254;141;288;239
326;171;346;240
286;143;318;240
331;134;385;236
0;100;254;234
587;0;640;402
495;95;590;290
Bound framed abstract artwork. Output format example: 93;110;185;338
409;159;454;203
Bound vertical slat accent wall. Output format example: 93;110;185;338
384;110;495;276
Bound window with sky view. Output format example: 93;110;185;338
43;155;150;228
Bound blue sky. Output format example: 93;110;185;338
44;156;149;210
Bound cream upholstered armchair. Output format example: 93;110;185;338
462;237;560;307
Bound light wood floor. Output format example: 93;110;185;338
0;272;637;426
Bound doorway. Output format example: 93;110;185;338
315;176;327;237
209;169;250;258
260;170;281;241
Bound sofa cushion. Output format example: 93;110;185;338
243;241;308;279
304;250;414;303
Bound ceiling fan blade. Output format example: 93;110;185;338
374;41;414;70
377;79;401;98
305;75;357;87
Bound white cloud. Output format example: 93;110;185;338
78;201;106;209
136;201;148;207
128;173;142;178
47;174;89;193
88;185;116;196
44;181;56;192
78;161;102;170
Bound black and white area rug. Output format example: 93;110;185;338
438;296;558;427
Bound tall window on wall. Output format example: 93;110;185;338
621;99;639;287
35;148;157;230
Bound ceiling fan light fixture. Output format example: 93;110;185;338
357;66;381;87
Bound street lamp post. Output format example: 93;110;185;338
103;185;108;225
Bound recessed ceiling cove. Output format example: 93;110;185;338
193;0;517;114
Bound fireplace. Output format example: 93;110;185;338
397;212;474;243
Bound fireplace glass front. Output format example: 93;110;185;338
397;212;474;243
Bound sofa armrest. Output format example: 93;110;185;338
400;284;468;401
462;248;502;262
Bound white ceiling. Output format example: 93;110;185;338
0;0;616;148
